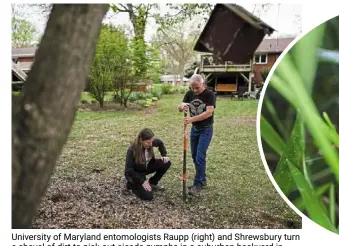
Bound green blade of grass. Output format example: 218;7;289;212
269;74;295;104
263;97;289;141
288;161;338;233
260;116;285;155
270;54;339;183
293;23;325;94
329;184;336;225
323;112;337;132
302;146;311;187
274;110;304;196
292;183;331;211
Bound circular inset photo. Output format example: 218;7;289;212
258;15;339;234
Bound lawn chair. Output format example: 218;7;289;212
231;86;248;100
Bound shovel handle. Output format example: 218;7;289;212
183;111;187;201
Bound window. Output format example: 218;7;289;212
254;54;268;64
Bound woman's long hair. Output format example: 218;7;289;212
133;128;154;164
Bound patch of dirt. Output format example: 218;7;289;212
32;175;194;229
143;105;158;115
78;101;157;115
78;102;140;112
230;117;257;126
31;174;301;229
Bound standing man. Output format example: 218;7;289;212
178;74;216;195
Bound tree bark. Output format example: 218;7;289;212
99;99;104;108
12;4;109;228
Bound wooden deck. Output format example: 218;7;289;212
200;54;252;73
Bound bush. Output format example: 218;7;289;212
128;94;138;102
81;99;88;104
145;99;153;107
134;92;146;100
170;87;179;94
179;86;188;94
12;84;23;92
145;93;153;99
12;91;20;96
161;84;173;94
152;78;161;84
151;91;162;99
136;99;152;108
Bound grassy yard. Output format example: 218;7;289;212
32;94;301;229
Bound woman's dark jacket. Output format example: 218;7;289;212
124;138;167;185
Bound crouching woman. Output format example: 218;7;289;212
124;128;171;201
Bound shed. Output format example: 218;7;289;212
194;4;275;64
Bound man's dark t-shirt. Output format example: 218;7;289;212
182;89;216;128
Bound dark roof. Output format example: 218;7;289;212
194;4;275;63
12;47;37;58
255;37;295;53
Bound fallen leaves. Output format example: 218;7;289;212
31;95;301;229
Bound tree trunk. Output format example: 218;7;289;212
179;64;185;85
12;4;108;229
99;99;104;108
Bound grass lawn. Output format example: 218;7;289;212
32;94;301;229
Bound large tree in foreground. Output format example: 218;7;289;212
12;4;109;229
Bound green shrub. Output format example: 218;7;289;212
134;92;146;100
151;91;162;99
179;86;188;94
145;93;153;99
170;87;179;94
128;94;138;102
161;84;173;94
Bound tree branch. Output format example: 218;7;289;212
118;4;130;12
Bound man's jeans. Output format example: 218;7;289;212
190;125;213;187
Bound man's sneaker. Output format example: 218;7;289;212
188;182;207;189
188;185;203;196
150;182;165;192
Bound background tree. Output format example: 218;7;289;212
155;3;213;27
12;17;39;47
11;3;52;20
154;20;200;83
12;4;109;229
111;39;136;108
112;64;136;108
88;25;129;108
110;4;213;79
11;4;54;46
252;3;272;17
111;4;159;79
144;43;163;84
